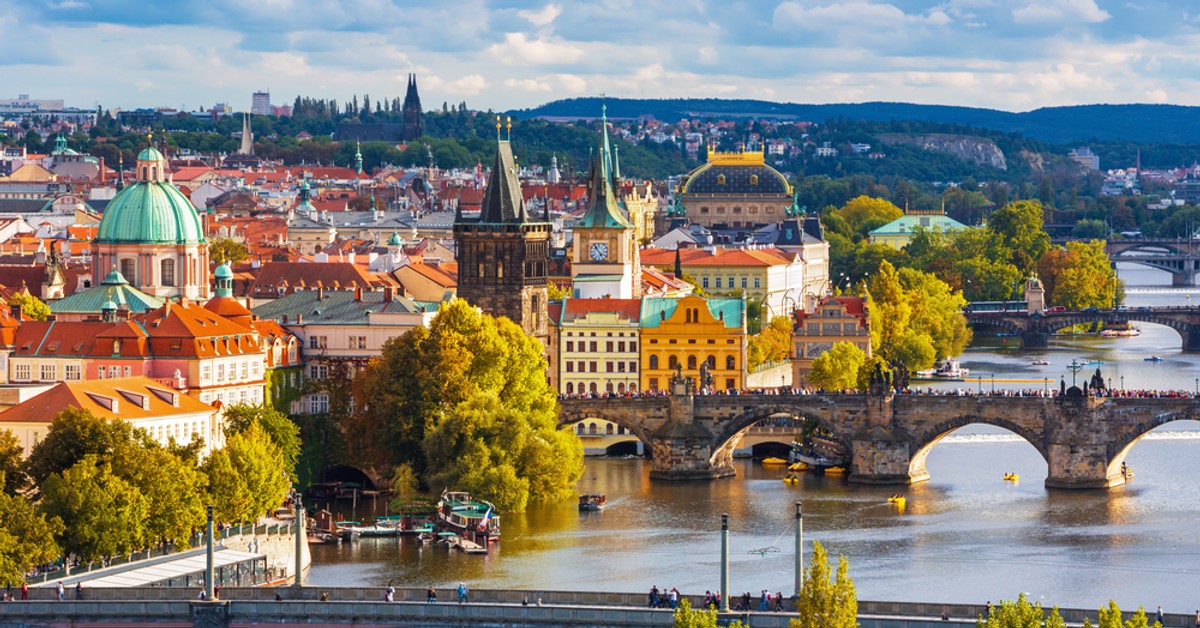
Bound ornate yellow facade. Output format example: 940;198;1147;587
640;294;746;392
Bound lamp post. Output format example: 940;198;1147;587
294;494;304;587
991;374;995;394
794;502;803;599
1121;375;1125;391
205;505;214;601
720;514;730;612
1043;377;1048;395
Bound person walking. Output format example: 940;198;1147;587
426;586;436;603
457;582;468;604
19;582;27;601
384;582;394;602
1157;606;1164;625
55;581;64;601
74;583;82;600
669;587;678;609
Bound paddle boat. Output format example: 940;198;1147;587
783;473;799;485
1031;359;1050;366
578;494;607;511
1003;473;1019;482
1144;355;1163;362
760;456;789;466
887;494;906;507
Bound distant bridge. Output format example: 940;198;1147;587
1053;237;1200;285
964;305;1200;349
558;391;1199;488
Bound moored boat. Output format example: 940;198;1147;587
1031;359;1050;366
436;491;500;546
578;494;607;511
1145;355;1163;362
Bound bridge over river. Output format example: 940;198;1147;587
965;305;1200;349
559;390;1199;487
1054;236;1200;286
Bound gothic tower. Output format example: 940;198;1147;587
402;74;423;142
454;120;551;343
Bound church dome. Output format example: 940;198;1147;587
96;146;205;245
679;149;790;196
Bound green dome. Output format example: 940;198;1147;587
137;146;165;162
101;269;129;285
387;230;403;246
214;262;233;279
96;181;206;244
101;300;118;311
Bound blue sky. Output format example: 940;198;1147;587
5;0;1199;112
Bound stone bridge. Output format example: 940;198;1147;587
965;307;1200;349
558;392;1200;488
1054;237;1200;286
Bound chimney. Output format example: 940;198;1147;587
384;286;394;303
317;285;324;300
282;314;288;324
296;313;303;324
354;285;362;302
426;257;441;268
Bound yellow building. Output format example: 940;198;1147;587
640;294;746;391
555;298;642;395
868;208;969;250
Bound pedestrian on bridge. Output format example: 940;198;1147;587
457;582;468;604
56;581;64;601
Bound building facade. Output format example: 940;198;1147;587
556;298;641;396
571;109;640;300
678;148;793;230
790;296;871;387
640;294;746;392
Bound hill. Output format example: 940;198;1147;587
513;99;1200;145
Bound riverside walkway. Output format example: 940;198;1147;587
1;587;1191;628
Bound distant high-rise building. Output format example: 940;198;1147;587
402;74;423;142
251;90;271;116
1069;147;1100;171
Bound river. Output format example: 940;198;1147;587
307;264;1200;612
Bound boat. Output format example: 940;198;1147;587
436;491;500;545
578;494;607;511
782;475;799;485
788;462;808;472
823;467;846;476
433;531;459;548
1145;355;1163;362
760;457;788;466
914;359;969;380
789;438;850;474
1003;473;1019;482
1031;359;1050;366
344;519;404;537
1101;322;1140;337
334;521;361;541
887;495;906;507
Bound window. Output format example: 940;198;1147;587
741;277;748;289
726;356;736;370
725;378;735;390
124;366;132;377
668;355;679;369
606;361;614;373
310;364;328;380
702;277;709;289
630;342;637;352
617;361;625;373
13;363;29;381
39;364;55;381
649;378;659;390
160;258;176;287
309;394;330;414
629;361;638;373
606;341;613;352
649;355;659;369
64;364;81;380
715;277;722;289
589;341;597;352
617;341;625;352
566;341;574;352
109;366;119;378
567;383;575;395
120;258;136;283
356;336;367;350
589;361;597;373
201;364;212;383
687;355;697;369
216;364;225;382
754;277;761;288
566;362;574;372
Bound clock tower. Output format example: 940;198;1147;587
454;121;551;343
570;106;640;299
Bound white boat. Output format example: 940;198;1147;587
932;360;968;378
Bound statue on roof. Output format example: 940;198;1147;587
787;192;806;218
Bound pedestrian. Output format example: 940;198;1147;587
649;586;658;608
774;592;783;612
457;582;468;604
1158;606;1164;625
759;589;769;611
385;582;395;602
56;581;64;601
426;586;436;603
75;583;82;600
522;595;529;607
274;593;282;601
320;592;330;602
213;585;221;601
669;587;678;609
198;589;207;601
19;582;26;601
1193;609;1199;627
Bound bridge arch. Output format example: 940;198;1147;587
708;402;850;468
908;416;1049;483
557;410;654;453
1105;408;1200;483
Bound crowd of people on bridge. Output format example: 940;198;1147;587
560;385;1200;402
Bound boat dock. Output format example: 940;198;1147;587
453;537;488;554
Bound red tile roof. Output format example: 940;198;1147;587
0;376;215;423
561;298;642;323
640;247;796;268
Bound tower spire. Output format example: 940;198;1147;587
354;140;363;175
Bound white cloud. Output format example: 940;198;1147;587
1012;0;1110;24
517;3;562;27
487;32;583;65
1144;89;1168;103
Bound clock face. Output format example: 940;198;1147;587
589;242;609;261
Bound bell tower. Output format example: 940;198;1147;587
402;74;423;142
453;118;551;343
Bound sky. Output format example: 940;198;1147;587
4;0;1200;114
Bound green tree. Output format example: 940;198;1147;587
835;196;903;237
110;445;207;548
203;422;290;523
0;428;27;495
988;200;1051;275
423;390;582;512
867;260;970;371
0;491;62;585
673;598;718;628
7;292;50;321
223;403;302;473
976;593;1061;628
809;342;866;390
39;456;148;562
1096;601;1160;628
547;282;570;300
748;315;793;370
793;540;857;628
209;239;250;265
24;407;148;487
1037;240;1120;310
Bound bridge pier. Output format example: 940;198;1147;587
1185;326;1200;352
1019;329;1050;349
1172;270;1196;287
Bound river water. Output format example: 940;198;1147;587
308;265;1200;612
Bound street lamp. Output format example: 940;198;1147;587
990;374;995;394
1121;375;1124;391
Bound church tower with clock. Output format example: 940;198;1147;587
570;107;640;299
454;120;552;343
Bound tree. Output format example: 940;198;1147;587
1097;600;1160;628
356;299;583;511
1037;240;1120;310
793;540;857;628
110;445;207;548
867;260;970;371
673;598;717;628
809;342;866;390
835;196;903;237
988;200;1051;275
0;428;27;495
423;390;582;513
24;407;148;487
748;315;793;370
39;456;148;562
547;282;570;300
0;491;62;585
7;292;50;321
209;239;250;265
203;422;290;524
223;403;302;474
976;593;1062;628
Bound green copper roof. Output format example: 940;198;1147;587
50;280;164;315
137;146;165;162
96;181;206;244
869;213;968;237
214;263;233;280
387;230;403;246
640;297;743;329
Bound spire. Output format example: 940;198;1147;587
116;154;125;191
473;126;531;224
613;145;621;182
239;113;254;155
674;247;683;278
354;140;363;175
577;105;632;230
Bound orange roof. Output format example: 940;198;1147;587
397;259;457;288
123;302;262;358
641;266;692;295
561;298;642;323
14;321;107;357
171;167;216;182
0;376;215;423
249;261;385;298
640;247;796;268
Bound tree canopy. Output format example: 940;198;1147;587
0;428;26;495
793;540;857;628
203;422;290;524
808;342;866;390
39;456;149;562
976;593;1065;628
867;260;970;371
209;239;250;266
987;200;1051;276
0;491;61;585
223;403;302;474
1037;240;1121;310
748;315;794;371
24;407;149;487
7;292;51;321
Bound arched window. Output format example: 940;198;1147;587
160;258;176;287
707;355;717;369
120;258;136;284
589;382;598;393
588;423;598;435
630;383;638;392
577;423;586;435
717;174;726;185
605;383;614;393
726;355;736;370
566;382;575;395
750;174;759;185
687;355;697;369
617;383;626;393
649;355;659;369
605;423;614;435
668;355;679;369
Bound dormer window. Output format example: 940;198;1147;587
750;174;759;185
717;174;726;185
